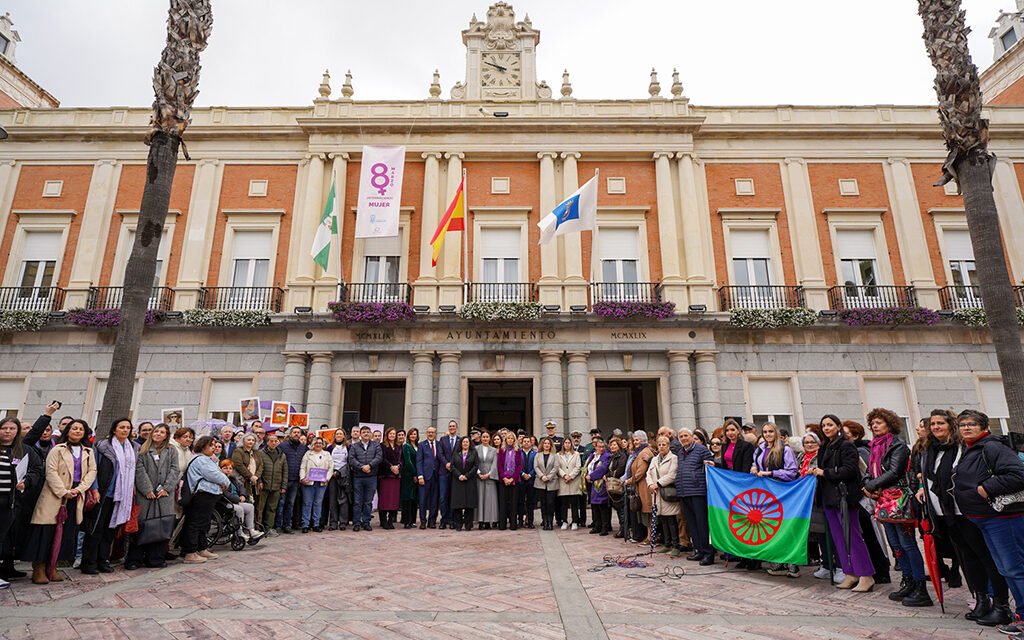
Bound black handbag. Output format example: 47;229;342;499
659;485;679;502
136;501;176;546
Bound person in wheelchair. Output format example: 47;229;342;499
218;460;264;543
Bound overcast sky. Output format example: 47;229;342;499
5;0;1016;107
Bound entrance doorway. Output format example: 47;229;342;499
341;380;406;429
595;379;660;437
468;379;533;436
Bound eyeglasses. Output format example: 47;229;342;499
710;441;722;446
959;422;980;428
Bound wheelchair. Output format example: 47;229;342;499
206;497;263;551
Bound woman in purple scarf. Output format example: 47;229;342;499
862;407;932;607
81;418;138;575
496;432;522;531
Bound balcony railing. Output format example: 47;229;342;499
198;287;284;312
828;285;917;310
88;286;175;311
341;282;411;303
939;285;983;310
719;285;805;311
465;282;535;303
0;286;65;311
590;282;661;304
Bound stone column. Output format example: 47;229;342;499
281;352;308;410
537;151;561;306
566;351;590;436
561;152;588;308
668;350;696;427
654;152;685;307
306;352;334;426
540;350;565;435
176;159;222;310
436;351;461;431
413;152;442;310
992;159;1024;281
676;152;712;307
293;153;326;287
694;350;722;430
410;351;435;431
311;152;349;310
885;158;939;308
65;160;120;308
439;152;465;307
781;158;828;310
0;161;20;283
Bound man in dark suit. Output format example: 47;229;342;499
349;426;383;531
416;426;442;528
437;420;460;529
219;425;238;460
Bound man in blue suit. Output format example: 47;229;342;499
416;425;441;529
437;420;460;529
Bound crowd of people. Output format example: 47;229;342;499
1;404;1023;636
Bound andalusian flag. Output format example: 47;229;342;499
311;179;338;270
430;177;465;267
706;466;816;565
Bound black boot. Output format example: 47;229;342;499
0;559;26;579
965;593;992;621
976;597;1012;627
901;580;934;607
888;575;914;601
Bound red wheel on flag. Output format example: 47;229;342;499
728;488;784;544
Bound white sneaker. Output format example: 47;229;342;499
72;557;81;569
571;523;578;531
560;523;568;530
240;530;251;541
831;569;847;585
249;530;264;542
0;578;9;590
813;566;830;579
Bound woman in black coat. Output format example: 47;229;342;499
0;416;44;585
449;437;479;531
607;437;628;538
717;419;754;473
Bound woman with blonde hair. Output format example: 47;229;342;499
126;423;179;570
557;436;582;530
752;422;799;578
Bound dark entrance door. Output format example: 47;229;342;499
468;379;533;436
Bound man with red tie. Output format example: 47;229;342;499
416;426;442;529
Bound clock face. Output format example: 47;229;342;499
481;53;521;88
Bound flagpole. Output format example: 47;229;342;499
462;168;468;306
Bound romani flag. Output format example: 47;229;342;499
310;178;338;270
706;466;816;565
429;177;465;267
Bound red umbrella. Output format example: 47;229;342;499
49;499;69;577
919;475;945;613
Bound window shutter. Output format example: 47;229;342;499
943;229;974;261
729;229;771;259
231;230;273;260
748;379;793;415
980;379;1009;419
480;227;520;259
209;379;253;412
863;379;909;416
363;233;401;257
23;231;62;261
598;227;640;261
0;379;23;409
835;229;877;259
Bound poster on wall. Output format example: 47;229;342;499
162;408;184;428
240;397;261;422
354;145;405;238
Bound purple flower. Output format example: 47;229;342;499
592;301;676;320
837;306;940;327
327;301;417;324
65;308;161;328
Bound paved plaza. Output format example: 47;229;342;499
0;524;989;640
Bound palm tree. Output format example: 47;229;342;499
96;0;213;437
919;0;1024;435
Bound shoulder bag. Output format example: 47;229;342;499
981;449;1024;513
874;457;915;524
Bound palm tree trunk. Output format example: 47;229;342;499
96;0;212;437
919;0;1024;435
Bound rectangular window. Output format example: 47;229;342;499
980;379;1010;436
123;228;169;289
478;227;521;301
0;379;23;419
208;379;253;427
230;230;272;288
863;378;911;434
362;234;401;285
17;231;61;304
0;35;9;57
836;229;879;299
749;378;794;435
92;378;140;427
598;227;641;300
730;228;772;289
1003;28;1018;52
943;229;978;300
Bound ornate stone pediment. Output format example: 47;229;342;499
463;2;538;51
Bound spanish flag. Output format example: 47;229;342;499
430;177;465;267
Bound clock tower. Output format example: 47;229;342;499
456;3;544;102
